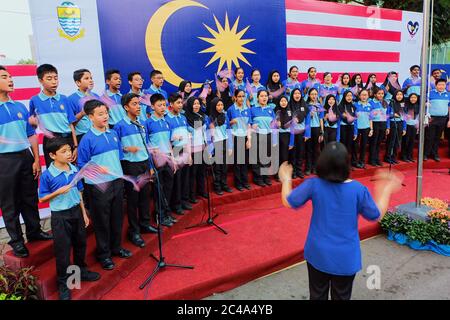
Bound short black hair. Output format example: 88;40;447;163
256;89;269;98
410;65;420;71
46;137;71;155
431;68;441;74
128;71;141;82
316;142;350;183
150;70;162;78
121;93;140;108
435;78;447;85
84;99;107;115
168;92;182;104
289;65;298;74
105;69;120;81
150;93;165;105
36;64;58;79
0;65;6;72
73;69;91;82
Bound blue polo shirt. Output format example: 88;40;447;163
319;84;338;99
128;90;148;123
307;103;324;128
369;99;388;123
209;115;231;143
428;90;449;117
227;103;251;137
113;116;149;163
105;90;125;126
301;79;321;99
387;104;407;130
77;127;124;184
145;114;171;154
287;178;380;275
0;99;35;153
144;85;168;115
29;92;75;134
230;80;246;95
187;116;210;149
248;83;266;106
354;101;372;130
38;163;83;212
165;112;190;148
402;77;421;97
68;90;100;135
250;104;275;135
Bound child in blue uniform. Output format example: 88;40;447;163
401;93;419;162
104;69;125;129
369;88;389;166
385;90;406;164
354;89;373;169
338;90;358;168
322;94;340;144
305;88;324;175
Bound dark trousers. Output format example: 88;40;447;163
307;263;355;300
292;133;305;175
189;152;206;198
425;116;447;158
306;127;321;171
213;140;229;191
369;121;387;163
86;179;124;261
401;125;417;159
154;164;173;221
252;133;272;182
121;160;151;235
386;120;403;161
51;205;87;287
0;150;41;246
357;128;370;164
324;127;337;144
233;135;249;187
43;134;73;168
340;124;357;165
279;132;293;165
171;161;190;211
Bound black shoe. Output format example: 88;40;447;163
401;156;408;162
305;170;311;176
59;285;71;300
369;161;377;167
235;185;244;191
28;231;53;242
424;156;428;161
214;189;223;196
188;198;198;204
181;202;193;210
254;180;265;187
199;193;209;199
351;162;359;168
113;248;132;259
222;185;232;193
128;233;145;248
356;163;363;169
263;178;272;186
433;156;441;162
99;258;115;270
297;171;305;179
168;215;178;223
393;159;399;164
81;269;101;282
141;225;158;234
408;157;415;163
161;217;174;227
11;243;29;258
375;161;382;167
173;208;185;215
243;184;251;190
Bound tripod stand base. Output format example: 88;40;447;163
139;254;194;290
186;214;228;234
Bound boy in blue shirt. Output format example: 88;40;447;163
29;64;78;167
38;137;100;300
78;99;132;270
128;71;148;122
0;65;52;258
114;93;157;248
104;69;125;129
165;92;192;215
68;69;100;144
402;65;421;98
424;79;450;161
144;70;168;117
145;93;176;227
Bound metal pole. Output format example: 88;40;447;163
416;0;432;207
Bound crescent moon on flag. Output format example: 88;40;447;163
145;0;208;89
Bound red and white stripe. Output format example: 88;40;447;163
286;0;403;82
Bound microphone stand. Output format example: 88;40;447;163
130;119;194;295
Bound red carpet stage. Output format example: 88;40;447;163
3;157;449;300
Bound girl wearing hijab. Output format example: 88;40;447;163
354;89;373;169
322;94;340;144
338;90;358;168
385;90;406;164
209;97;233;195
266;70;284;104
216;76;234;111
305;88;324;175
381;71;401;103
185;96;209;203
289;88;310;179
368;87;389;167
401;93;420;162
178;80;192;101
274;96;294;179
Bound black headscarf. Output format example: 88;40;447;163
274;96;292;128
323;94;339;126
266;70;282;92
406;93;420;116
178;80;192;100
382;71;401;96
338;90;356;124
390;89;404;115
184;96;205;128
209;97;226;127
288;88;308;123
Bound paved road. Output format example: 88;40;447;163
206;235;450;300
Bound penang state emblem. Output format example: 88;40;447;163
57;2;85;41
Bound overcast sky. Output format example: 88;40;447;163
0;0;33;62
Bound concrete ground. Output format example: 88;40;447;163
205;235;450;300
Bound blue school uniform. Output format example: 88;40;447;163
250;104;275;135
402;77;421;97
145;114;172;154
113;116;149;163
77;127;124;184
128;90;149;123
287;177;380;275
0;99;35;153
226;103;251;137
387;104;407;131
307;103;324;128
105;90;126;126
337;86;350;103
428;89;450;117
165;111;190;149
68;90;100;136
354;101;372;130
248;83;265;106
301;79;321;100
319;84;338;100
187;116;210;152
282;78;301;99
29;92;76;134
369;99;388;125
38;163;83;212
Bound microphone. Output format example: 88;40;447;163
130;119;145;129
